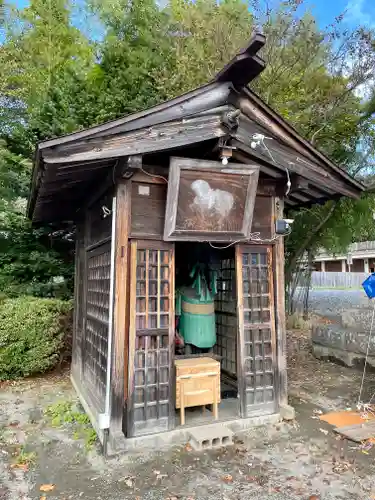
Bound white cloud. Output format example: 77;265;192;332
345;0;375;28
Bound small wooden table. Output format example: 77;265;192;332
175;357;220;426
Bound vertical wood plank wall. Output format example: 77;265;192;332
71;189;113;441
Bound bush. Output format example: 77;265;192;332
0;296;72;380
286;312;311;331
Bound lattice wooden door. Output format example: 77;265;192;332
82;242;111;413
126;240;175;437
236;245;277;417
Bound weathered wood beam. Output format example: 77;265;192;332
232;147;283;178
42;115;227;165
84;157;132;210
109;181;131;451
288;192;313;203
238;88;364;193
273;199;288;408
215;33;266;86
289;174;309;193
38;82;231;149
235;136;359;199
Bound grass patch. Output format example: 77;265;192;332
44;400;97;449
11;446;37;470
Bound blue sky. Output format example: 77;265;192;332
7;0;375;31
311;0;375;29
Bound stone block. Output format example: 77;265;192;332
312;322;375;358
188;424;234;451
279;404;295;421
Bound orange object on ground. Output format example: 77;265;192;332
319;410;373;427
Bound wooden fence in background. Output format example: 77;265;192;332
311;271;367;289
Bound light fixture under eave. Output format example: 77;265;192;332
220;144;236;165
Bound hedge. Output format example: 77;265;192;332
0;296;72;380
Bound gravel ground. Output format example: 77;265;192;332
2;333;375;500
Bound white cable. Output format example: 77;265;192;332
257;136;291;197
208;229;290;250
357;300;375;407
284;166;291;196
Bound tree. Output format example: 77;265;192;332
87;0;172;122
1;0;375;305
156;0;254;99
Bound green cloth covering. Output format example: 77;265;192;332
179;288;216;348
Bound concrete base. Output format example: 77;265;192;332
312;343;375;368
312;322;375;368
108;413;281;455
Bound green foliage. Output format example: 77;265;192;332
13;447;37;468
0;297;72;380
156;0;253;99
45;400;97;448
0;0;375;301
0;206;73;300
286;312;311;331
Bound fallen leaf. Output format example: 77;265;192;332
10;463;28;471
221;474;233;483
245;475;257;482
40;485;55;492
308;496;320;500
40;497;46;500
185;443;192;452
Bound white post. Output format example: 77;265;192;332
341;259;346;273
321;260;326;272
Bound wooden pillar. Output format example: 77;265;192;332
365;258;369;274
321;260;326;273
71;221;84;382
273;199;288;407
341;259;346;273
109;181;131;450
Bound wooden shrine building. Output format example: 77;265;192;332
28;34;364;453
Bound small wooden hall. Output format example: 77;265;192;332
28;34;363;453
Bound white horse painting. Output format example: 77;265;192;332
190;179;234;222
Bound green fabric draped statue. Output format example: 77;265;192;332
176;262;218;349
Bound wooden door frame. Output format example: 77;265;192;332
126;239;175;438
235;243;279;418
